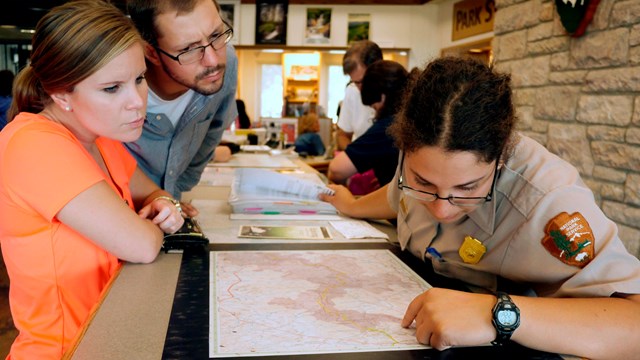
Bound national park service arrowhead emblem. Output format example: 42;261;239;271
541;212;594;268
555;0;601;38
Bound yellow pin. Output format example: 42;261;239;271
459;235;486;264
399;197;408;214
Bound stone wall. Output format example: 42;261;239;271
492;0;640;257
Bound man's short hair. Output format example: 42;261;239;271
126;0;220;45
342;40;383;75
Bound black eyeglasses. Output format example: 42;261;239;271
155;27;233;65
397;154;499;207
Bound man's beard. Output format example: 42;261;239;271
161;60;226;96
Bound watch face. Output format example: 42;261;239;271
497;309;517;326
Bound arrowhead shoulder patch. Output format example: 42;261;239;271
541;212;594;268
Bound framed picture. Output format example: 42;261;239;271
219;0;240;44
347;13;370;44
255;0;288;45
304;8;331;45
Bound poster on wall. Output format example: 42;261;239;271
304;8;331;45
347;13;370;44
255;0;288;45
219;0;240;44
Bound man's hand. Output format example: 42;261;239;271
318;184;357;216
180;201;199;217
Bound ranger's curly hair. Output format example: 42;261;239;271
388;57;517;164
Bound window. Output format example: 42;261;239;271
327;65;350;123
260;64;284;118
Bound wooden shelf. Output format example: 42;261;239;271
288;99;318;103
287;78;318;82
234;45;410;53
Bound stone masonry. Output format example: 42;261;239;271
493;0;640;257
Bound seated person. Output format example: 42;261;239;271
294;112;325;156
320;57;640;359
236;99;252;129
213;141;241;163
327;60;409;192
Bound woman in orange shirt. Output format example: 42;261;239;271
0;1;185;358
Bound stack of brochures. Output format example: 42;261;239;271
228;168;337;215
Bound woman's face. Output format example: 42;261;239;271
403;146;497;224
64;43;147;143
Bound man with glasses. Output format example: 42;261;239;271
336;40;382;151
125;0;238;208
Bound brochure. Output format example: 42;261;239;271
228;168;337;216
238;225;332;240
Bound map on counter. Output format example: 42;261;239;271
210;249;431;357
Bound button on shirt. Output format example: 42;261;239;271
388;135;640;297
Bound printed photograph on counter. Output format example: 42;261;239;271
238;225;332;240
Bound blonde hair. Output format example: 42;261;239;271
298;113;319;135
9;0;142;120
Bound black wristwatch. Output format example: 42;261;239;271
491;292;520;346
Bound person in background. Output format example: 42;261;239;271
294;112;325;156
320;57;640;359
0;69;14;131
336;40;382;151
0;1;184;358
213;144;233;162
125;0;238;208
327;60;407;194
236;98;251;129
213;141;241;163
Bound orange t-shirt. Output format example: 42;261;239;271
0;113;137;359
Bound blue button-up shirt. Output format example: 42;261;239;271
126;44;238;199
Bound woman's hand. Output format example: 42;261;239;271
318;184;357;215
401;288;496;350
138;197;185;234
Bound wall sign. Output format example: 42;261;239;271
451;0;495;41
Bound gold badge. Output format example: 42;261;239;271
541;212;594;268
459;236;486;264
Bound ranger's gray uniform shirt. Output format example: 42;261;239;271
388;135;640;297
